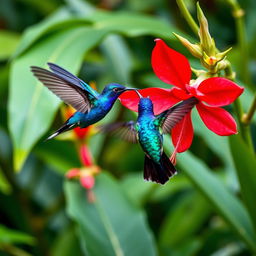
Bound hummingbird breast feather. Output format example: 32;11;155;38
139;125;163;163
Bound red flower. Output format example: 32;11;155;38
120;39;243;157
66;144;100;202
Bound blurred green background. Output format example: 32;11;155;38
1;0;256;255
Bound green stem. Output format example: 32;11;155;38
226;0;252;87
176;0;199;35
242;93;256;125
233;99;254;153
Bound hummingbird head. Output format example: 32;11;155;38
134;90;154;114
102;83;133;99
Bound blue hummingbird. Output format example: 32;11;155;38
101;91;197;184
31;63;133;140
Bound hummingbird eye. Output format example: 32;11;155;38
113;87;121;92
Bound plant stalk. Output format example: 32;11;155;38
226;0;252;87
242;93;256;126
176;0;199;35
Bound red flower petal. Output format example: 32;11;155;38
171;112;194;153
74;127;90;140
119;88;180;115
196;103;237;135
151;39;191;89
171;87;192;100
66;168;80;179
196;77;244;107
80;175;95;189
80;144;93;166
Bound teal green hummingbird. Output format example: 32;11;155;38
31;63;133;140
101;91;197;184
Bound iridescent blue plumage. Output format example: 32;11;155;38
31;63;132;140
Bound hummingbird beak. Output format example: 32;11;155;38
134;89;143;98
124;87;135;91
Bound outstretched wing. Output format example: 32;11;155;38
100;121;138;143
47;63;99;99
156;97;198;134
31;66;95;113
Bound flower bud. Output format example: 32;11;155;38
197;2;215;56
215;59;228;70
173;33;203;58
216;47;232;61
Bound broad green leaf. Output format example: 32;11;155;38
91;11;174;38
164;239;202;256
0;30;20;60
101;35;133;84
191;111;238;189
0;225;34;245
229;134;256;233
8;26;106;171
150;175;193;202
164;138;256;252
13;9;180;58
159;192;211;248
12;8;91;58
121;173;156;207
51;226;82;256
65;172;157;256
34;140;81;175
121;173;192;206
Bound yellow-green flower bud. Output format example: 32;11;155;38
203;52;217;66
216;47;232;61
173;32;203;58
197;2;215;56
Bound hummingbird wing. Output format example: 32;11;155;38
99;121;138;143
47;63;99;100
156;97;198;134
31;66;94;113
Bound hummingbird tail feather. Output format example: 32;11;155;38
46;123;76;141
144;153;177;185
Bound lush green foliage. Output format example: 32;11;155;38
0;0;256;255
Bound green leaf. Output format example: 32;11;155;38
0;30;20;60
34;140;81;175
0;170;12;194
121;173;192;206
159;192;211;248
121;173;156;207
14;9;181;59
51;226;82;256
101;35;133;84
91;11;174;38
0;225;34;245
65;172;157;256
229;134;256;233
12;8;92;58
8;26;106;171
164;138;256;253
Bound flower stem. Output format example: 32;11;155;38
176;0;199;35
226;0;252;87
233;98;254;153
242;93;256;125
